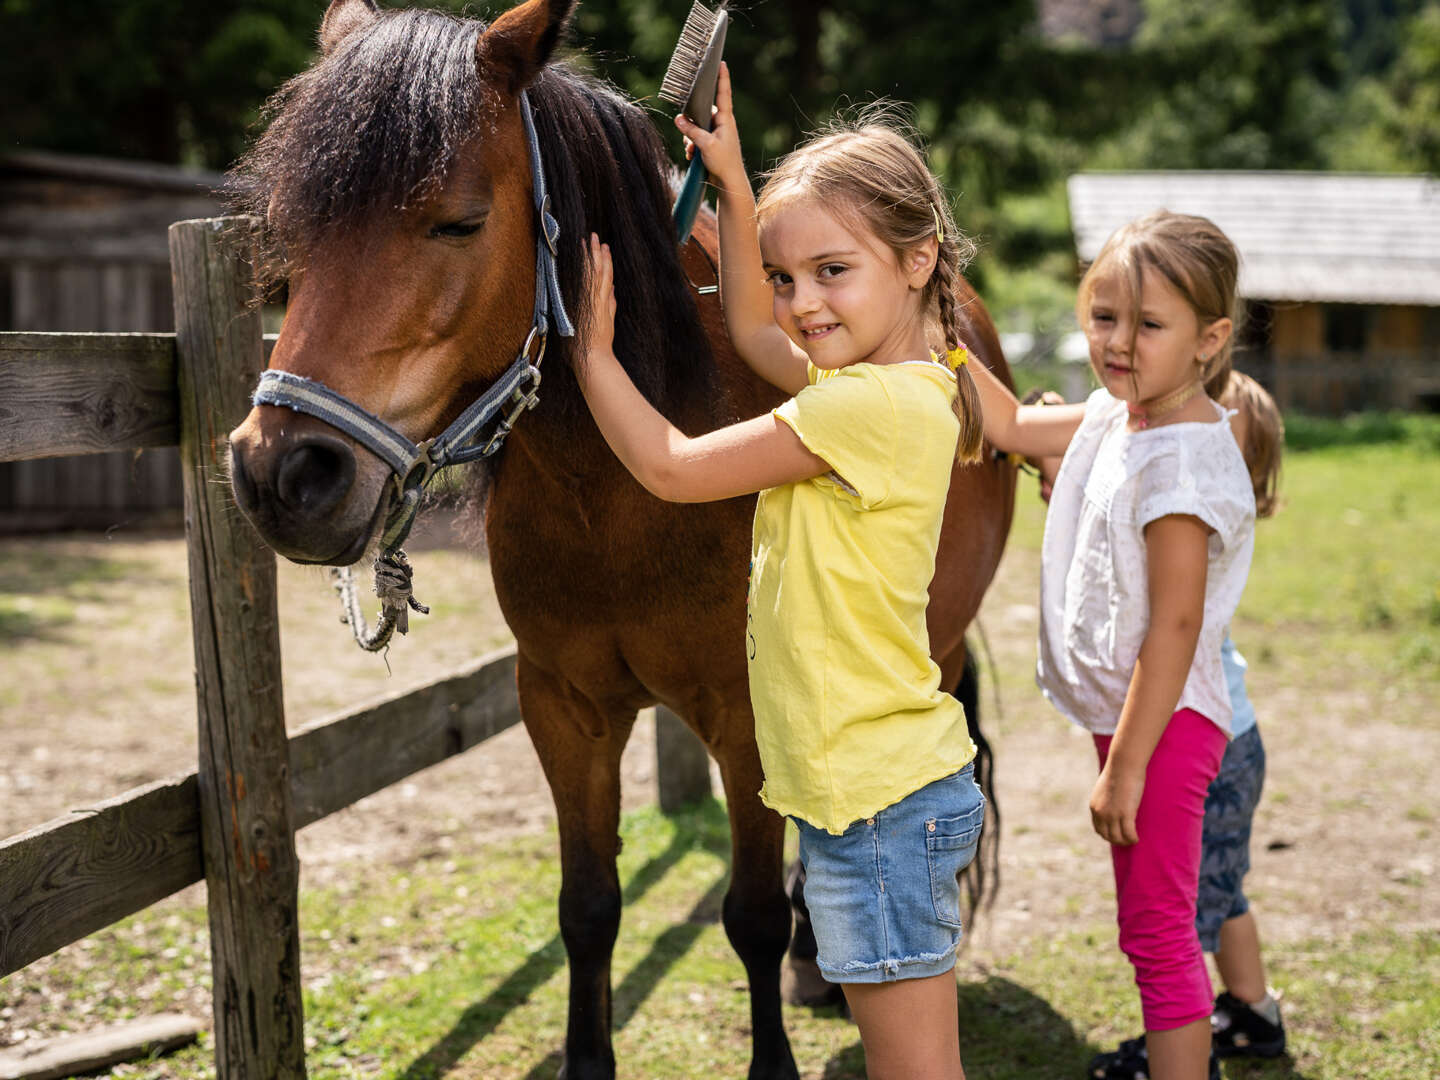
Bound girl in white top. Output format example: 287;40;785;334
971;211;1256;1080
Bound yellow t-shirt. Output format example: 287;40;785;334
748;360;977;834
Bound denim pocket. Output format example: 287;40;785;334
925;800;985;928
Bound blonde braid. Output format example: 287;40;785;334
931;237;985;464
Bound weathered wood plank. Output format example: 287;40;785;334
0;332;177;461
170;215;305;1080
0;649;520;980
0;1013;201;1080
0;776;203;977
288;646;521;829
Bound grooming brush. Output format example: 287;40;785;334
657;1;728;246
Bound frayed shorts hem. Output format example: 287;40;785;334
818;945;959;985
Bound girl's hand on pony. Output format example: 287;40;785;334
584;233;619;366
674;61;746;195
1089;763;1144;846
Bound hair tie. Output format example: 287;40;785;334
944;344;968;371
933;204;945;245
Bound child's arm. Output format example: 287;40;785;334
1089;513;1211;846
578;235;828;502
968;359;1085;460
675;64;808;396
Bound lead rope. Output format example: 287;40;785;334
331;550;430;654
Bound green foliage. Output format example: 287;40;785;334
1282;410;1440;451
1;0;317;166
1090;0;1345;170
1378;2;1440;171
3;0;1433;332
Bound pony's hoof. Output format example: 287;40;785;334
780;954;844;1009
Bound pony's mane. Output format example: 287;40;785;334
230;9;486;259
228;5;717;422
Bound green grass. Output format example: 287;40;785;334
11;803;1437;1078
0;546;158;641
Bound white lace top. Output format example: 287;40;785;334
1037;388;1256;737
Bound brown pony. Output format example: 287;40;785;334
226;1;1016;1076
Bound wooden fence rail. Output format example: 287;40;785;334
0;215;711;1079
0;646;520;979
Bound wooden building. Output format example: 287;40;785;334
1068;171;1440;414
0;151;226;532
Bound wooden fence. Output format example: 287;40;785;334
0;216;712;1079
0;152;227;533
1237;349;1440;415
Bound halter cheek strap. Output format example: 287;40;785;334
249;90;574;648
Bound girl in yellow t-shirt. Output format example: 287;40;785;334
577;64;985;1079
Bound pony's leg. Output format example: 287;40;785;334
517;655;631;1080
710;722;800;1080
780;860;844;1008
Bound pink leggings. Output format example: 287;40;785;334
1094;708;1227;1031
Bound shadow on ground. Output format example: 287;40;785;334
398;802;731;1080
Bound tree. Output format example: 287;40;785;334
1380;2;1440;171
1;0;316;166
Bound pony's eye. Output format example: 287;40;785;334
430;220;484;239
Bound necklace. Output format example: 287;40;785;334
1126;380;1203;429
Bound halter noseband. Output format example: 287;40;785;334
251;90;575;556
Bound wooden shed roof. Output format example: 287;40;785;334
1067;171;1440;306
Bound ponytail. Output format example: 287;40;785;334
1220;371;1284;518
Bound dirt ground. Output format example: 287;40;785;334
2;510;1436;1048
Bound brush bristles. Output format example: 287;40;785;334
657;1;719;107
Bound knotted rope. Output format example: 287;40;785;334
331;550;430;652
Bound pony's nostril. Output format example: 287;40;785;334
275;439;356;516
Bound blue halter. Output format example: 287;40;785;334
252;90;575;555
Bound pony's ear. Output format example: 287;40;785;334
318;0;379;55
476;0;576;95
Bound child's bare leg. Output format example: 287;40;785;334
1144;1018;1211;1080
842;972;964;1080
1215;909;1267;1003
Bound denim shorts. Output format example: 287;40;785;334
793;764;985;984
1196;725;1266;952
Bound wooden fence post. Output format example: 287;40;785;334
655;707;712;813
169;217;306;1079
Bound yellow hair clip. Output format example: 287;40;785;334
933;204;945;245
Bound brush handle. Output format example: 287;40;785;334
673;153;707;247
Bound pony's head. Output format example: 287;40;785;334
227;0;578;564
